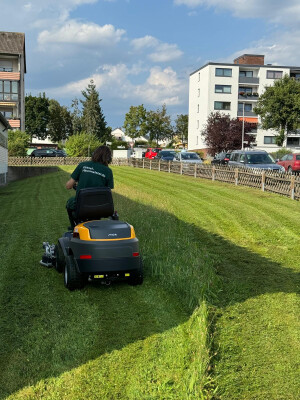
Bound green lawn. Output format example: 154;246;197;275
0;166;299;399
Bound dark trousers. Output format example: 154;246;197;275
67;207;76;230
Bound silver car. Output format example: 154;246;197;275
174;151;203;164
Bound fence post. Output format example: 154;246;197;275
180;162;183;175
291;175;295;200
143;158;145;169
235;168;238;186
194;163;197;178
212;166;215;181
168;160;171;173
158;160;161;172
261;171;265;191
150;160;152;170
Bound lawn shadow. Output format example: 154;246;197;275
0;171;299;398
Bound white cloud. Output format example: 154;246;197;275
46;64;187;106
38;21;125;46
174;0;300;25
131;35;183;62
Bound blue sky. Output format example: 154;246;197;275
2;0;300;128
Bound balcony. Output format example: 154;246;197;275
8;118;20;128
239;77;259;84
238;93;259;100
237;111;257;117
0;71;20;80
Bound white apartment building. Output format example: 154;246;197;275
188;54;300;154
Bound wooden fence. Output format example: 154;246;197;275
8;157;300;201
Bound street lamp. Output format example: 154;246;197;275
241;101;245;150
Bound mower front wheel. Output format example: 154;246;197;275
64;255;85;291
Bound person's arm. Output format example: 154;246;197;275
66;163;82;189
66;178;76;190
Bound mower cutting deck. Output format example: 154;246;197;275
41;187;143;290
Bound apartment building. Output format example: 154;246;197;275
0;32;26;131
188;54;300;154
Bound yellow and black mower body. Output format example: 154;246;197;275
53;187;143;290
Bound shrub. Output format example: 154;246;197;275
270;148;292;160
110;139;129;150
65;132;102;157
8;130;30;156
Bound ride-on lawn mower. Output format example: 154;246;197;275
40;187;143;290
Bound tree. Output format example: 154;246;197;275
71;97;82;135
47;99;73;143
65;132;101;157
146;104;173;145
25;94;50;140
254;75;300;146
8;130;30;156
123;105;147;141
81;80;108;142
202;112;255;156
174;114;188;147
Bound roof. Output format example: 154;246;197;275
0;31;26;73
0;112;11;130
190;61;300;76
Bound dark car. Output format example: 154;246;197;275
54;149;67;157
228;150;285;172
30;148;66;157
155;150;176;161
276;153;300;174
211;152;231;165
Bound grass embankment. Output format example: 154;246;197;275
0;166;299;399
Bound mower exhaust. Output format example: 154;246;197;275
40;242;56;268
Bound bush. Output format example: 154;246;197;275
134;139;148;147
110;139;129;150
65;132;102;157
8;130;30;156
270;148;292;160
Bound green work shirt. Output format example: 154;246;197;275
66;161;114;210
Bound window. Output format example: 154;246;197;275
287;137;300;146
215;85;231;94
238;103;252;112
214;101;231;110
0;60;13;72
264;136;277;144
198;72;200;81
198;88;200;97
239;87;252;94
197;120;199;129
239;71;253;77
196;136;198;145
197;104;199;113
0;80;19;101
215;68;232;77
267;70;283;79
1;111;12;118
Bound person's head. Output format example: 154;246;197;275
92;145;112;166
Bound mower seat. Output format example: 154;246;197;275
73;187;114;224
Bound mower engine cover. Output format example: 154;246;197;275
66;219;140;274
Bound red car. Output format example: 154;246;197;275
145;148;161;159
277;153;300;173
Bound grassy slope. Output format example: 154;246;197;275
0;169;212;400
112;166;300;399
0;166;299;399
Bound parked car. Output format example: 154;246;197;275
30;148;66;157
145;148;161;159
228;150;285;172
276;153;300;174
173;151;203;164
155;150;176;161
54;149;67;157
211;152;231;165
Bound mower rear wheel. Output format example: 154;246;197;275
54;243;64;273
128;259;144;286
64;255;85;291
